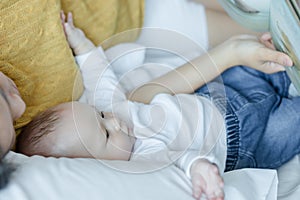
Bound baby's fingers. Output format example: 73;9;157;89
261;48;293;67
67;12;75;28
60;11;67;37
192;173;205;199
60;11;66;23
260;32;273;42
260;33;276;50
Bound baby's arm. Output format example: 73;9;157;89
61;12;95;55
61;11;126;111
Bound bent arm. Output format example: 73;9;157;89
76;47;126;112
127;41;234;104
128;34;293;104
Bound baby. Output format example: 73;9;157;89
17;12;299;200
17;12;226;200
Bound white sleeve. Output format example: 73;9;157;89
175;151;199;179
175;151;224;179
75;47;126;112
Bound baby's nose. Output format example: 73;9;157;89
113;120;121;132
106;117;121;132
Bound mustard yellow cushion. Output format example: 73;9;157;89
61;0;145;48
0;0;144;134
0;0;84;132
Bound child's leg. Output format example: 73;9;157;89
253;96;300;168
196;80;276;171
196;66;298;171
258;68;298;97
221;66;291;98
230;95;300;170
220;67;300;168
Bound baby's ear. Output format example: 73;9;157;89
105;43;146;76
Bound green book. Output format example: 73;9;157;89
270;0;300;93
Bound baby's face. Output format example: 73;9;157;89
50;102;135;160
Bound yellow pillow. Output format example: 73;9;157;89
60;0;145;48
0;0;84;132
0;0;144;133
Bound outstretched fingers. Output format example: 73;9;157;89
60;11;67;36
60;10;66;23
67;12;75;28
191;173;205;199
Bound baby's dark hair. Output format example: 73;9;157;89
16;107;61;156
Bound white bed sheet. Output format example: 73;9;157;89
277;155;300;200
0;151;278;200
2;152;300;200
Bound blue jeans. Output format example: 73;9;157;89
195;66;300;172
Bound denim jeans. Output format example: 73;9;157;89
195;66;300;171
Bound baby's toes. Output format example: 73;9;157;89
192;174;206;199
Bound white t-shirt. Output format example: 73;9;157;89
76;47;226;177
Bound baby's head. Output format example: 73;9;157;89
17;101;135;160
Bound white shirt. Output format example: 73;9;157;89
76;46;227;177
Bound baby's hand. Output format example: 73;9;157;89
60;11;95;55
190;158;224;200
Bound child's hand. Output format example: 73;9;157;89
259;32;277;50
190;158;224;200
225;33;293;74
60;11;95;55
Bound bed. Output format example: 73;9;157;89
2;30;300;200
1;0;299;199
1;152;300;200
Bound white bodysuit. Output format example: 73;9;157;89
76;45;226;177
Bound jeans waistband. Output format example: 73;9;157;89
223;108;240;172
208;96;240;172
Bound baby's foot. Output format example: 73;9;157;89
190;158;224;200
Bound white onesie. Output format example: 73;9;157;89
76;46;227;177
